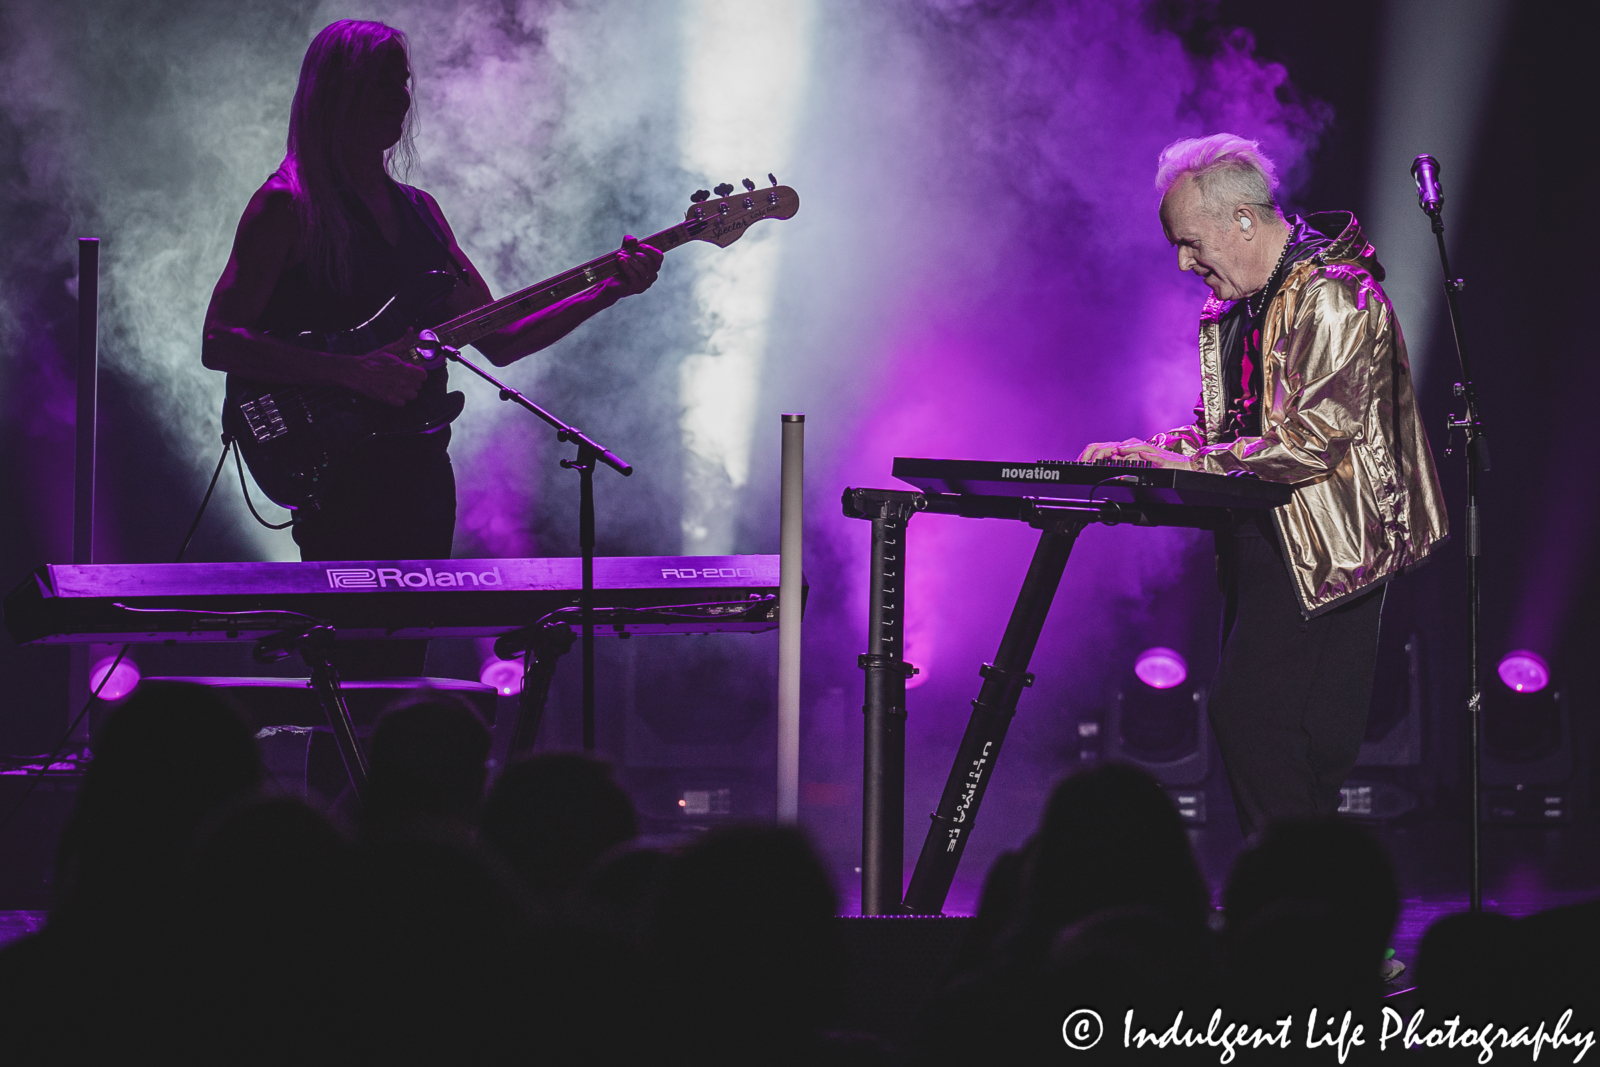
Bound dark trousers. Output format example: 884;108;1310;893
292;442;456;679
1207;524;1384;839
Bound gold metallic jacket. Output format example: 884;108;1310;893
1150;212;1449;617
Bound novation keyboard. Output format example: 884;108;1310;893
5;555;801;646
892;457;1293;510
847;457;1292;916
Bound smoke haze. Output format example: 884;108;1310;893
0;0;1328;905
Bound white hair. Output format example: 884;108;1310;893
1155;134;1282;221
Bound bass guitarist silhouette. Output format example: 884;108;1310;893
202;20;661;676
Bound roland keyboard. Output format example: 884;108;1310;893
4;555;802;646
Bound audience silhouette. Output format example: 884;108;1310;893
2;682;1591;1064
1220;818;1397;1023
0;681;264;1060
362;691;493;838
480;752;639;906
645;825;846;1065
175;795;359;1061
911;762;1214;1064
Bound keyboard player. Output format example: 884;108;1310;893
1078;134;1448;840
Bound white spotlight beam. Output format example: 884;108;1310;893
677;0;814;554
1366;0;1510;388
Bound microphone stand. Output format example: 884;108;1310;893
1412;157;1490;914
432;333;632;753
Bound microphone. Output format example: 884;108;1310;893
1411;154;1443;214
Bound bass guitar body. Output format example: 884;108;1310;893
218;180;802;512
222;271;465;511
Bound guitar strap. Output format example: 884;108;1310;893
395;182;472;284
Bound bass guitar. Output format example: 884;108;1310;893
223;179;800;510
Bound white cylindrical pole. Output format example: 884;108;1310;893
777;413;805;823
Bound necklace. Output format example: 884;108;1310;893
1245;234;1293;318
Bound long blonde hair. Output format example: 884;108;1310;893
279;20;418;295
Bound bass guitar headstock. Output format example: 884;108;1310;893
683;174;799;248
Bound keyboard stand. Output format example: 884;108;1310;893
254;624;370;805
902;506;1092;914
502;620;577;757
845;485;1245;915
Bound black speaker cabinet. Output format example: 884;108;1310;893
1481;685;1572;788
1106;684;1209;788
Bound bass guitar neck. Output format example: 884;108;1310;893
432;181;799;350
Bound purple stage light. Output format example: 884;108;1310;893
479;657;524;697
1134;647;1187;690
89;654;140;702
1497;651;1550;694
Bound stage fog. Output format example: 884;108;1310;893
4;0;1482;904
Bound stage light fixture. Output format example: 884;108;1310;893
478;656;524;697
1134;647;1187;690
89;654;140;702
1482;683;1566;780
1116;685;1204;766
1496;651;1549;693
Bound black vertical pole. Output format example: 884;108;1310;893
1441;244;1487;914
579;450;596;753
844;488;923;915
70;238;100;740
1466;435;1482;914
1415;155;1488;915
75;238;98;567
1433;227;1486;914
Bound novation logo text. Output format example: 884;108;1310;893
1000;466;1061;481
326;567;504;589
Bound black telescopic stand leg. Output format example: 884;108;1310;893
1425;197;1489;915
844;488;925;915
510;622;577;758
563;443;599;753
1467;445;1482;914
902;518;1086;915
297;627;369;806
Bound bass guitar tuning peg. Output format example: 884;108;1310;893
714;182;735;198
768;173;778;186
689;189;711;203
742;178;755;192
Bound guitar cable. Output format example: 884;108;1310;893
230;438;294;531
0;644;128;839
0;432;272;837
173;434;235;561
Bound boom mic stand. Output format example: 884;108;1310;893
427;331;632;753
1411;154;1490;914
